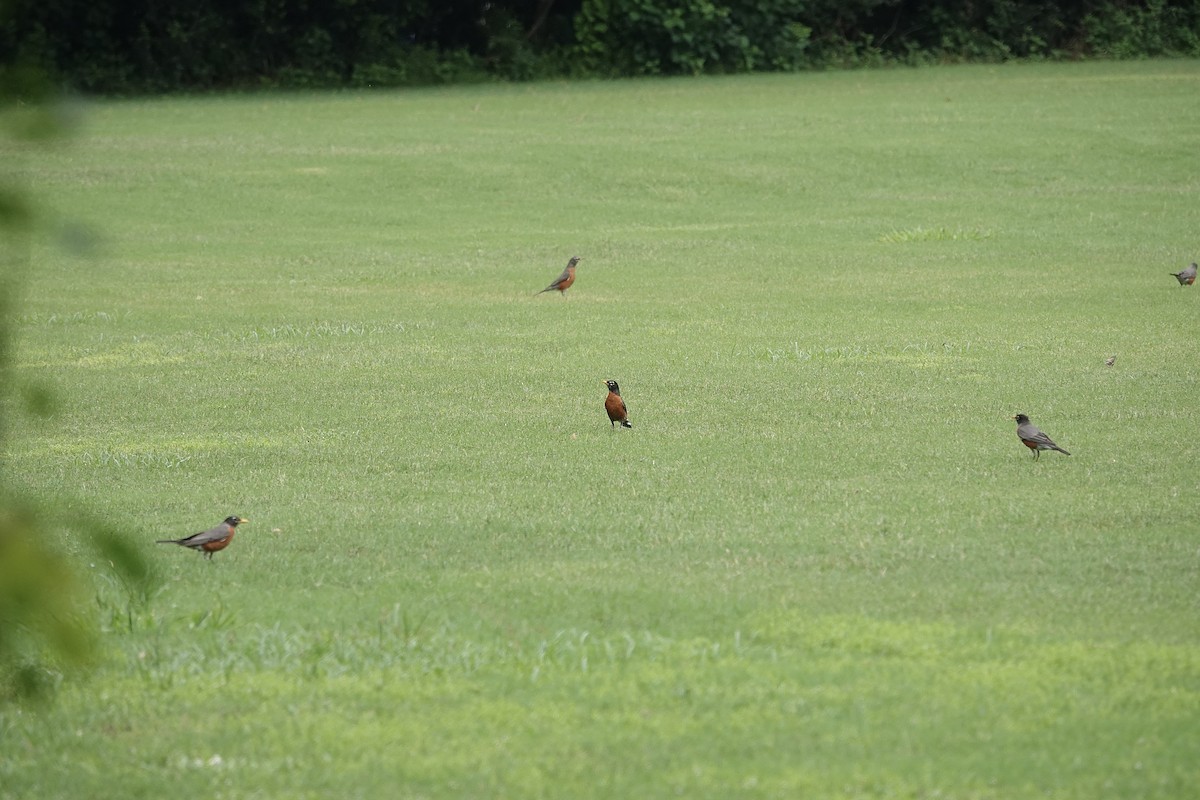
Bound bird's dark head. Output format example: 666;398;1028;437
225;516;249;526
1013;414;1029;424
568;256;581;267
604;380;620;393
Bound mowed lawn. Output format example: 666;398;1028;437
3;60;1199;797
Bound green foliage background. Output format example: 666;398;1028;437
2;0;1199;92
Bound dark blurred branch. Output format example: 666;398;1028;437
526;0;559;40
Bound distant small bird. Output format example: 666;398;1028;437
1012;414;1070;460
537;256;581;297
1170;262;1197;286
1105;355;1116;367
603;380;632;428
157;516;248;559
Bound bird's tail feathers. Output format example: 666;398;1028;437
155;539;179;544
1056;446;1071;456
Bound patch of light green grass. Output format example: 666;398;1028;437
878;225;994;242
3;60;1200;798
8;618;1198;797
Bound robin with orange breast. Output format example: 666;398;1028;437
537;256;580;297
1012;414;1070;460
1170;262;1196;286
157;516;248;559
604;380;632;429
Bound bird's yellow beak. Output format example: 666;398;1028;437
239;517;250;523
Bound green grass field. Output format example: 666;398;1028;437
3;60;1200;798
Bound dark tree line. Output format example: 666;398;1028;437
1;0;1198;93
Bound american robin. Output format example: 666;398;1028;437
1170;262;1197;286
604;380;632;428
1104;356;1116;367
537;256;580;297
157;516;248;559
1012;414;1070;460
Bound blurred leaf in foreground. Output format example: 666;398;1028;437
0;60;157;701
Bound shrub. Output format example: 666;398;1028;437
1;0;1198;92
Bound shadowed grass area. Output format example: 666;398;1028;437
2;60;1199;797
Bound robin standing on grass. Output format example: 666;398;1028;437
604;380;632;428
1012;414;1070;460
537;256;580;297
157;516;248;559
1170;262;1196;286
